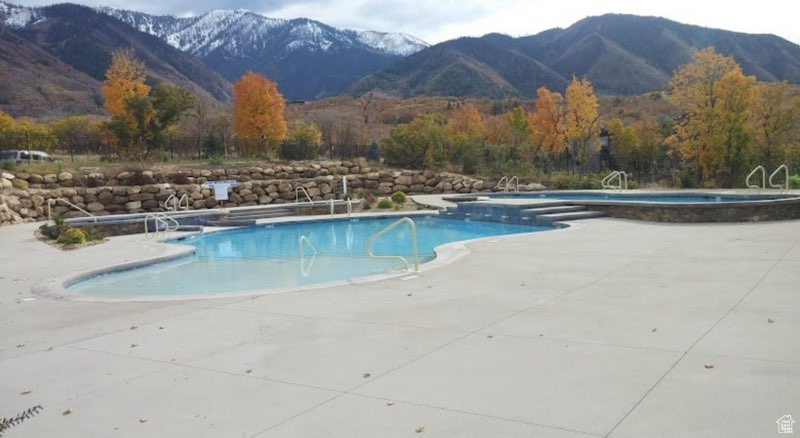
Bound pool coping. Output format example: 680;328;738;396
31;210;575;302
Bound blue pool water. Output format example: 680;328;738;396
492;192;783;203
69;216;550;298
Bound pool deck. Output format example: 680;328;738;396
1;214;799;437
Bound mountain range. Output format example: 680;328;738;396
354;14;800;98
1;2;799;117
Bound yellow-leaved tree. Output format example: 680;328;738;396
669;47;757;186
564;77;600;172
750;81;800;171
101;49;150;121
528;86;566;168
445;103;485;173
232;71;287;156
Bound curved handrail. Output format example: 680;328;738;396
365;217;419;272
47;198;96;222
144;213;168;239
746;165;766;189
346;198;353;216
497;176;508;192
298;235;318;277
144;213;179;239
507;176;519;192
295;186;313;204
164;194;176;211
602;171;627;190
177;194;189;210
769;164;789;190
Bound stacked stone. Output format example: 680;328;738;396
0;162;544;226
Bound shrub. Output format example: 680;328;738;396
83;227;103;242
391;191;407;205
56;227;86;245
789;174;800;189
377;198;394;209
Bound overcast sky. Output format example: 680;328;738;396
13;0;800;45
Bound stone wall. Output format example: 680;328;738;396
0;162;542;225
589;200;800;222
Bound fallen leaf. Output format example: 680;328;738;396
767;318;775;323
20;389;32;395
139;418;148;423
386;401;394;406
16;343;25;348
651;328;657;333
130;326;138;330
245;369;252;374
62;409;72;416
130;344;138;348
415;425;425;433
362;373;371;378
704;363;714;369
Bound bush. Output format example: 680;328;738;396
377;198;394;209
83;227;103;242
56;227;86;245
789;174;800;189
391;191;407;205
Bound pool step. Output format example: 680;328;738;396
534;210;606;224
521;205;587;215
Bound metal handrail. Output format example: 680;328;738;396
298;235;318;277
144;213;179;239
346;198;352;216
47;198;96;222
164;194;190;211
769;164;789;190
497;176;508;192
365;217;419;272
507;176;519;192
164;194;176;211
295;186;313;204
746;165;766;189
602;171;628;190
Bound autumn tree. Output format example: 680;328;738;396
0;111;14;133
445;103;484;173
232;71;287;156
281;120;322;160
606;118;638;163
101;49;150;120
669;47;756;185
750;81;800;171
565;76;600;172
528;87;566;169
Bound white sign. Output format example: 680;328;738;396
202;180;238;201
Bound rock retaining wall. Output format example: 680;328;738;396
0;163;542;225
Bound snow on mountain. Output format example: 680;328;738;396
98;6;428;57
0;1;43;27
351;30;430;57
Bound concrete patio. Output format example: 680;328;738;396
1;215;798;437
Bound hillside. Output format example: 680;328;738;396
353;14;800;98
0;26;102;116
1;2;232;111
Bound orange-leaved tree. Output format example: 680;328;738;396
564;76;600;172
528;86;566;168
232;71;287;156
101;49;150;121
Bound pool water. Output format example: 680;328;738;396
69;216;550;298
493;192;783;203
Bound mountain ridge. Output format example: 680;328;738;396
353;13;800;98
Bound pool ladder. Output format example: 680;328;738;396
144;213;179;239
747;164;790;191
602;171;628;190
497;176;519;192
365;217;419;272
164;194;189;211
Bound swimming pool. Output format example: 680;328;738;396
490;192;795;203
68;216;551;298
